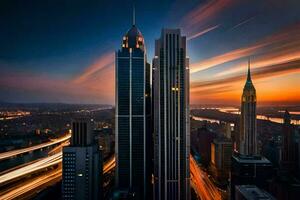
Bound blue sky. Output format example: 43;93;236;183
1;0;300;105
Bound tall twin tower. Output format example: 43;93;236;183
115;15;190;200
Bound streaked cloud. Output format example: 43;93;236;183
190;59;300;104
190;44;264;73
228;15;256;31
190;22;300;74
215;49;300;78
73;52;114;84
181;0;234;33
0;52;116;104
191;59;300;89
187;25;220;41
179;0;235;42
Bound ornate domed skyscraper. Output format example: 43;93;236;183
115;9;152;199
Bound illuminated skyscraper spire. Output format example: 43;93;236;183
245;58;255;89
238;59;257;155
247;58;251;82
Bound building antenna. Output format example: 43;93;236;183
133;4;135;26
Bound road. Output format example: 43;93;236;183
190;155;222;200
0;156;115;200
0;134;71;161
1;141;219;200
0;152;62;186
0;168;62;200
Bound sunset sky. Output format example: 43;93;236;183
1;0;300;105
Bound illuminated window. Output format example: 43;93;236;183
172;87;179;91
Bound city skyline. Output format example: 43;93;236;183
1;0;300;105
1;1;300;200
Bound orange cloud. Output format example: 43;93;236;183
192;59;300;88
190;44;264;73
0;51;116;104
190;60;300;105
190;23;300;74
215;47;300;77
73;52;114;84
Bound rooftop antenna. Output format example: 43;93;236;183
133;4;135;26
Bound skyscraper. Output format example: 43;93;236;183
153;29;190;200
281;109;296;172
62;118;102;200
238;60;257;155
115;13;151;199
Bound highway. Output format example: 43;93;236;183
1;137;219;200
0;134;71;161
0;168;62;200
190;155;222;200
0;152;62;185
0;155;115;200
0;153;115;186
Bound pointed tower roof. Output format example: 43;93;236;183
244;58;255;90
247;59;251;82
121;5;145;50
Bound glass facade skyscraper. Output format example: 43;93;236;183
153;29;190;200
115;22;151;199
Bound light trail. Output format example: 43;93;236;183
0;155;116;200
190;155;222;200
48;141;70;155
0;168;62;200
103;156;115;173
0;134;71;161
0;152;62;185
0;156;115;200
1;150;218;200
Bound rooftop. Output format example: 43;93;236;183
232;152;272;164
235;185;275;200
